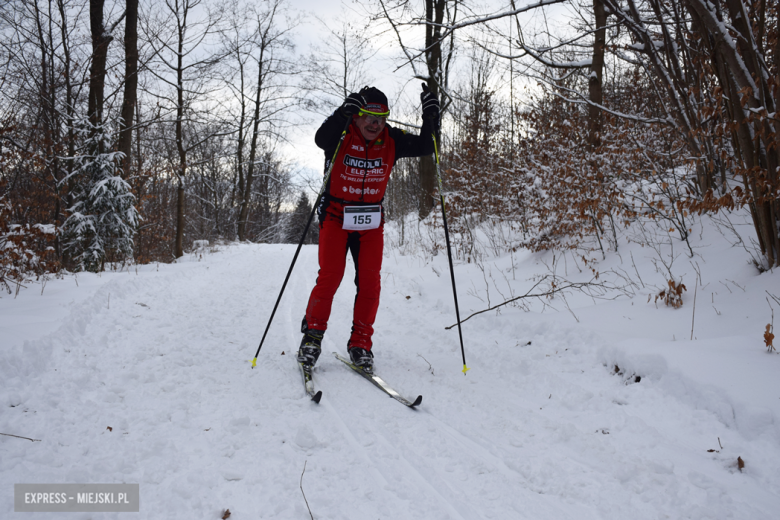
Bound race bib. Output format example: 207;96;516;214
343;205;381;231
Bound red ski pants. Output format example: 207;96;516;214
304;218;384;350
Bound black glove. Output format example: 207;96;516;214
421;83;440;122
340;92;365;117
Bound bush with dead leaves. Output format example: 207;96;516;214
765;324;775;353
655;279;686;309
0;198;60;294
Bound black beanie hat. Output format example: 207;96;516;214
359;86;389;113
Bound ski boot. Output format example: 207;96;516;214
348;346;374;374
298;325;324;368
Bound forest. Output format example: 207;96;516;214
1;0;778;288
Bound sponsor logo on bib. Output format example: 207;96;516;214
343;155;383;170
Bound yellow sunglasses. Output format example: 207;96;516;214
358;108;390;119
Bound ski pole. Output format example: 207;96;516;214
252;116;353;368
431;132;469;375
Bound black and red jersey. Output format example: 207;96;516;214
315;111;436;222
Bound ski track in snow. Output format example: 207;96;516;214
2;242;780;519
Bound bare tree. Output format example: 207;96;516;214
599;0;779;266
117;0;138;174
587;0;607;148
377;0;459;218
141;0;226;258
87;0;114;132
301;17;378;115
390;0;779;268
229;0;297;241
0;0;91;256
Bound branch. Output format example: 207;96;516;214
446;275;620;329
530;72;674;125
432;0;569;35
300;460;314;520
474;21;622;65
379;0;421;78
392;0;569;72
0;432;41;442
109;11;127;34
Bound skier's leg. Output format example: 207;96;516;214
304;219;349;332
347;225;384;350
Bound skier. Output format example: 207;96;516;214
298;84;440;373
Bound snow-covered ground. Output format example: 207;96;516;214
2;214;780;519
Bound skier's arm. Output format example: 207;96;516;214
391;83;440;159
315;92;365;151
390;117;436;159
315;110;351;151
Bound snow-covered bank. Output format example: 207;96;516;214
2;218;779;519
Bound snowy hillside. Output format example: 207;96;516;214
2;214;780;519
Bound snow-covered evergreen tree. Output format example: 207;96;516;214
61;120;139;272
285;192;317;245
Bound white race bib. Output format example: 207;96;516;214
343;205;382;231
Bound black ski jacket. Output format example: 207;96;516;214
315;110;436;166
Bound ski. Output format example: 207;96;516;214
299;362;322;404
333;352;422;408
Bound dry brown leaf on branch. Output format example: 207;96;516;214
221;508;231;519
655;280;686;309
106;426;112;432
764;324;775;352
737;457;745;472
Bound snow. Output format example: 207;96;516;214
2;215;780;519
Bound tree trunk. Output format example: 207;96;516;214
419;154;437;218
587;0;606;149
32;0;65;263
683;0;779;266
118;0;138;175
238;43;267;242
88;0;112;135
57;0;76;261
175;181;185;258
174;16;186;258
238;6;280;241
419;0;445;219
234;46;247;240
